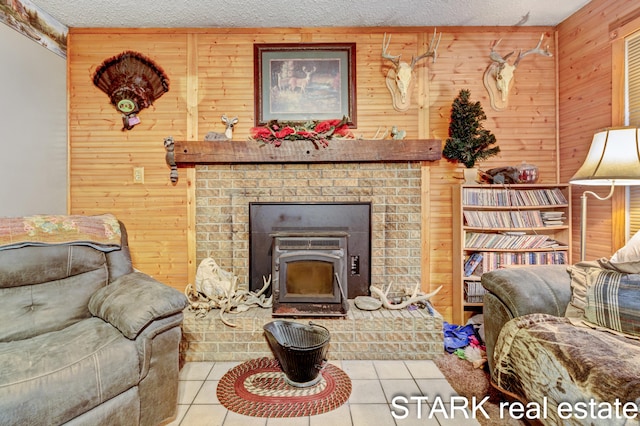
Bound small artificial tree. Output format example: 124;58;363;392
442;89;500;168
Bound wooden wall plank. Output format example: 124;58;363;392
557;0;635;261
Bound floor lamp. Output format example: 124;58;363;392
569;127;640;261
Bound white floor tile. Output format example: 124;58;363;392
348;379;388;404
308;404;352;426
177;380;204;405
379;379;423;402
222;410;268;426
180;404;229;426
414;378;459;403
193;380;220;404
349;404;396;426
403;360;445;379
373;360;413;379
179;362;214;381
339;360;378;379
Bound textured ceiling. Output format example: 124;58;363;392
29;0;591;28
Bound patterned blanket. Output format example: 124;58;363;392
0;214;121;252
492;313;640;426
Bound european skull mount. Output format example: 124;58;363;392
382;29;441;112
483;33;552;111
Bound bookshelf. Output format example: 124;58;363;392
452;184;572;324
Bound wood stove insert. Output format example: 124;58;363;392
271;231;349;317
249;202;372;317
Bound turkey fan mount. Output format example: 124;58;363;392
93;51;170;131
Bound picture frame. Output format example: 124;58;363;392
253;43;357;127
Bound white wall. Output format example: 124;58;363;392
0;24;67;216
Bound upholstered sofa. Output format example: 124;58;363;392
482;256;640;426
0;215;188;426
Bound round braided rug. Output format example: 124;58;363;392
216;357;351;417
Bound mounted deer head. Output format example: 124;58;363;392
483;33;552;111
382;29;441;112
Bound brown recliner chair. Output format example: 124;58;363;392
0;215;188;426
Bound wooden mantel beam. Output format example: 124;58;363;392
166;138;442;165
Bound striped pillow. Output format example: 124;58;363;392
584;269;640;337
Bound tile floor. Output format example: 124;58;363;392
167;360;481;426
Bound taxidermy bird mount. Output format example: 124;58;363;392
93;51;170;130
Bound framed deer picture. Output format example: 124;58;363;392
253;43;356;126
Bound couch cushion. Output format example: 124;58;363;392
0;265;108;342
0;244;108;289
0;318;139;426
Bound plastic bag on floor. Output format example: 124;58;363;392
443;321;476;353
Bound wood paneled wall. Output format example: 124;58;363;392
557;0;639;261
68;26;557;321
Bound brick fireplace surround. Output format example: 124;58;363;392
180;162;444;362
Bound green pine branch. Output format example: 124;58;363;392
442;89;500;168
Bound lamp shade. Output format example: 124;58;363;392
570;127;640;186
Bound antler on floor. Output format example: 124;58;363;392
369;282;442;310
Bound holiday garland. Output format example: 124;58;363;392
249;116;353;149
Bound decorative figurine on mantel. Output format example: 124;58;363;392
204;115;239;141
390;126;406;140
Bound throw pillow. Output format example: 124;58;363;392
603;230;640;274
583;268;640;338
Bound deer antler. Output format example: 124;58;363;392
513;33;553;67
369;283;443;310
489;39;514;64
410;28;441;68
382;33;401;67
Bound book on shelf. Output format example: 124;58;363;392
463;187;568;207
541;211;566;226
464;253;483;276
543;220;565;226
464;281;488;303
463;210;545;228
465;232;561;250
473;250;568;273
